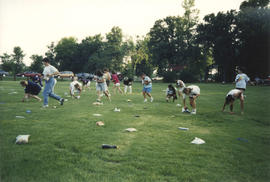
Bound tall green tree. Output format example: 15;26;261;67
105;26;125;71
8;47;26;80
131;36;154;77
237;0;270;78
197;10;239;82
54;37;79;72
148;0;202;82
0;53;13;72
29;55;44;73
45;42;57;68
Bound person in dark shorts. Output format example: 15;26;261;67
123;77;133;94
20;80;42;102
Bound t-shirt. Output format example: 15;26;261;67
25;81;41;95
43;65;58;81
111;74;120;84
227;89;242;99
143;76;152;88
123;78;133;86
235;73;249;89
104;72;111;81
70;81;82;89
176;80;186;92
183;85;200;98
166;87;176;95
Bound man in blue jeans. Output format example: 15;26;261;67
42;58;64;108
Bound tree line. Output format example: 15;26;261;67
1;0;269;82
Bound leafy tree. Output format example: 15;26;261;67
237;0;270;78
131;36;154;77
0;53;13;72
45;42;57;68
29;55;44;73
197;10;239;82
148;0;202;82
105;26;125;71
4;47;26;80
54;37;79;72
79;34;104;73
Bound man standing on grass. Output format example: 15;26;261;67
42;58;64;108
141;73;154;102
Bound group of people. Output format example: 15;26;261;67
19;58;250;115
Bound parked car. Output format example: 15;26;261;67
0;70;9;77
57;71;74;78
16;71;41;78
76;73;94;80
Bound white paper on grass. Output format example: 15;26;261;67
92;102;103;106
15;116;25;119
96;121;104;126
176;104;181;107
125;128;137;132
8;92;18;94
15;135;30;144
191;137;205;144
93;114;102;116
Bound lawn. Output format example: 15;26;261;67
0;80;269;182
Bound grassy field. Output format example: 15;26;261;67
0;80;269;182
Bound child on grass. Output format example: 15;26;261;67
222;89;244;114
166;84;177;102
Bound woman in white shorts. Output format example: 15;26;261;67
95;70;111;102
182;85;200;114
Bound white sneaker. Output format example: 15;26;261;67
150;97;154;102
42;105;49;108
144;99;147;102
191;111;196;115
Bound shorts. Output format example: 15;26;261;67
236;88;245;91
96;83;107;92
143;87;152;93
27;90;40;96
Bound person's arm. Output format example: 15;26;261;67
235;74;241;82
22;93;28;102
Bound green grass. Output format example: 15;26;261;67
0;81;269;182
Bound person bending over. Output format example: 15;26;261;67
20;80;42;102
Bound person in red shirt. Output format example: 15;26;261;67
111;71;123;94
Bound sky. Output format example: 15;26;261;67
0;0;244;66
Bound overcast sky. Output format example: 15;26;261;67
0;0;244;66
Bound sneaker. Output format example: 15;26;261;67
144;99;147;103
42;105;49;108
60;98;64;105
150;97;154;102
191;111;196;115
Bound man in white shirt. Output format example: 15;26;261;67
70;77;82;99
42;58;64;107
235;67;250;91
141;73;154;102
182;85;200;114
222;89;244;114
